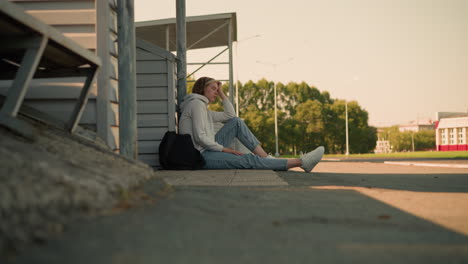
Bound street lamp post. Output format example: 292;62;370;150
256;58;293;157
234;34;261;116
345;76;360;156
273;81;279;157
345;101;349;156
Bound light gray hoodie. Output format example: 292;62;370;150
179;93;236;152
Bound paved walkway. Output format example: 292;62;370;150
162;169;287;186
160;159;468;186
7;161;468;264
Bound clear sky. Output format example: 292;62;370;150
135;0;468;127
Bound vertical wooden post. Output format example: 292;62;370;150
167;59;176;132
176;0;187;113
165;25;170;51
117;0;137;159
96;0;110;146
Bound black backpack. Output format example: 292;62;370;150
158;131;205;170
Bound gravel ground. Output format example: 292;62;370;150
0;118;165;255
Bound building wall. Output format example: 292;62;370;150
3;0;120;150
437;126;468;151
374;140;391;153
96;0;120;151
135;39;177;168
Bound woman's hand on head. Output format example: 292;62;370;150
222;147;243;155
217;81;227;100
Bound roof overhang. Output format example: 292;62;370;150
135;12;237;52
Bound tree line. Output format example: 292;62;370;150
378;126;436;152
194;78;378;155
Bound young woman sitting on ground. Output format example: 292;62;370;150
178;77;324;172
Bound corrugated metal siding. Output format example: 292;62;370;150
136;39;177;168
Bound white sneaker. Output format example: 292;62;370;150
300;146;325;172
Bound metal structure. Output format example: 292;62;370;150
135;12;237;106
0;0;100;137
273;82;279;157
3;0;122;152
345;102;349;155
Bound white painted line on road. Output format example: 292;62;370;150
384;161;468;169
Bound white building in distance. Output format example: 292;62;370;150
435;112;468;151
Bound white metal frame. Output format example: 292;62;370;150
185;20;235;104
136;12;237;107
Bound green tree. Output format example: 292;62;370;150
293;99;325;152
346;101;377;153
242;105;275;153
323;100;346;153
382;126;408;152
379;127;435;152
414;130;436;150
232;79;377;154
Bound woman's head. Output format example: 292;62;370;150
192;77;220;103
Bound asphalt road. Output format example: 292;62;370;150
6;162;468;264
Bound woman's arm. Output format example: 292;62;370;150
191;101;224;152
210;83;236;122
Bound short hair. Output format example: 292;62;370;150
192;77;215;95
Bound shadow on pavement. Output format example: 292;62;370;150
279;170;468;193
7;175;468;264
6;165;468;263
7;183;468;264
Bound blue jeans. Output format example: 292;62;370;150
201;117;288;171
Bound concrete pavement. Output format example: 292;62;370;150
6;161;468;264
162;169;287;187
